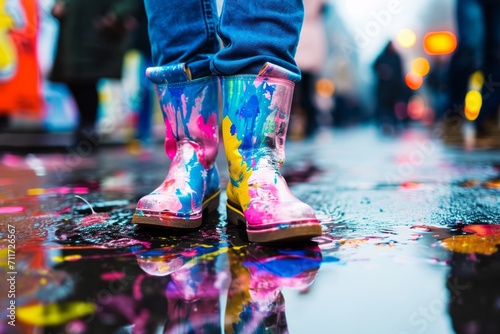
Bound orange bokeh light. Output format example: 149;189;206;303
464;90;482;121
423;31;457;55
405;72;423;90
316;78;335;97
411;58;430;76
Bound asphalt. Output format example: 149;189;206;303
0;125;499;334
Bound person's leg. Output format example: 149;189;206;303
145;0;220;79
448;0;483;106
478;0;500;121
136;56;154;144
443;0;483;144
299;71;320;138
212;0;303;78
475;0;500;146
67;81;99;146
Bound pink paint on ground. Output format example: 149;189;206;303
0;206;25;214
0;179;13;186
101;271;126;281
73;187;89;194
463;224;500;236
80;213;109;227
53;187;72;195
133;274;145;300
102;238;151;249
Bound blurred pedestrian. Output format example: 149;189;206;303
292;0;330;139
426;56;449;122
445;0;500;147
372;41;405;135
50;0;140;149
129;1;155;147
132;0;323;243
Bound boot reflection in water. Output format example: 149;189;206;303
134;0;323;243
136;244;223;333
225;244;322;333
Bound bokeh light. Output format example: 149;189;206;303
464;90;482;121
316;78;336;98
407;95;425;120
405;72;423;90
469;70;484;91
421;107;435;126
423;31;457;55
396;29;417;48
411;58;430;76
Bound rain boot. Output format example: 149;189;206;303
132;64;220;228
221;62;322;243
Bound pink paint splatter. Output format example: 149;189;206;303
80;213;110;227
52;187;71;195
0;206;25;214
102;238;151;249
463;224;500;236
66;320;86;334
75;195;109;227
0;179;12;186
133;274;145;300
73;187;89;194
101;272;126;281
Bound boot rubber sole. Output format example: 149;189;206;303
226;200;322;243
132;190;221;228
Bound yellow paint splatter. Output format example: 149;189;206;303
223;116;252;210
441;235;500;256
0;248;7;268
484;179;500;189
52;254;82;263
64;254;82;262
184;247;229;267
17;302;95;326
27;188;45;196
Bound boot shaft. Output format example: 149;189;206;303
221;63;297;175
147;64;220;166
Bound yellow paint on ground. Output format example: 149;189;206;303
441;234;500;255
27;188;45;196
17;302;95;326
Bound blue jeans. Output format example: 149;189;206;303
144;0;303;81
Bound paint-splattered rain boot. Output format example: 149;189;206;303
222;63;322;243
132;64;220;228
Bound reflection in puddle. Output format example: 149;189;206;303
4;228;322;333
225;244;321;333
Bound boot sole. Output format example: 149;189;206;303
132;190;221;228
226;200;322;243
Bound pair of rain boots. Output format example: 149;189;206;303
132;63;322;243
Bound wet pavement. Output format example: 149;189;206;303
1;126;500;334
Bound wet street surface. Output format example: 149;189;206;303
1;126;500;334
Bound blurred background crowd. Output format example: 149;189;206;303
0;0;499;150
